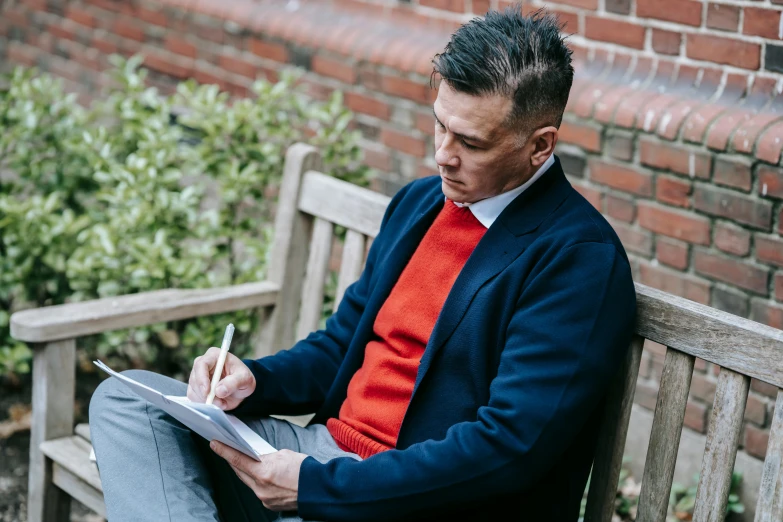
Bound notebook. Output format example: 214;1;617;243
93;360;276;461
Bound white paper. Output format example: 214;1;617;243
93;360;276;461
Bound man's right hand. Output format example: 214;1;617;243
187;347;256;410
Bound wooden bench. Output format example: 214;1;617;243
10;143;783;521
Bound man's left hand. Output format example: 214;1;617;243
210;441;307;512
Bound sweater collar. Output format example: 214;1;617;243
451;154;555;228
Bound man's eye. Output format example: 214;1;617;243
435;120;445;129
461;140;479;150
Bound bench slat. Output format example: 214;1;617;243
11;282;279;343
584;334;644;522
636;348;695;522
40;436;103;493
636;284;783;388
298;171;390;238
693;368;750;521
756;389;783;521
333;230;366;312
53;464;106;519
75;424;90;443
296;218;334;341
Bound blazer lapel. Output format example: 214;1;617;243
413;158;574;390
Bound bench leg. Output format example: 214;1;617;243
28;340;75;522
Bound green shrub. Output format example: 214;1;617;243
0;55;369;382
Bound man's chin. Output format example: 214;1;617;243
441;180;467;201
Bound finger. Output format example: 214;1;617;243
193;348;220;396
210;440;252;475
214;372;253;399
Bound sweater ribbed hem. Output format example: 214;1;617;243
326;418;391;459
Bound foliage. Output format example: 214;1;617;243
0;55;369;381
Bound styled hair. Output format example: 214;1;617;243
432;8;574;133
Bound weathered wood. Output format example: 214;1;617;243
11;282;279;343
296;218;334;341
693;368;750;521
74;424;90;443
256;144;321;357
636;348;695;522
756;389;783;521
635;283;783;389
584;335;644;522
298;171;390;238
333;229;366;312
28;340;76;522
41;436;105;517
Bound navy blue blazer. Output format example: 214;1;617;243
237;157;637;521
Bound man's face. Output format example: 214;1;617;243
433;81;533;204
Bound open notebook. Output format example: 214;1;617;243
93;360;276;461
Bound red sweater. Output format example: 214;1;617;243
327;200;487;459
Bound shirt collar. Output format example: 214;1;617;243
452;154;555;228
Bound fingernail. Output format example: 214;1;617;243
216;385;227;396
210;441;216;450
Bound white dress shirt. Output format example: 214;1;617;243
452;154;555;228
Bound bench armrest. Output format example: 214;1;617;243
10;281;280;343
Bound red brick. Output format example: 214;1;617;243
572;182;603;211
759;165;783;200
638;202;711;245
684;400;708;433
584;16;645;50
752;378;780;399
604;194;636;223
777;272;783;302
610;220;654;256
714;223;751;256
751;300;783;329
757;122;783;164
471;0;491;14
756;235;783;268
113;19;145;42
743;7;782;39
361;144;392;171
548;0;598;8
559;121;602;152
164;35;197;59
691;373;717;403
49;23;75;41
638;261;711;304
693;185;773;230
549;9;578;33
637;0;702;26
136;6;168;27
745;394;767;426
311;55;357;84
694;249;769;295
714;157;752;192
248;39;288;64
744;424;770;459
706;3;740;32
419;0;466;12
415;112;435;136
219;54;257;79
651;29;681;56
380;75;431;104
634;380;659;411
686;34;760;70
381;128;427;157
144;53;192;79
589;160;653;197
656;175;692;208
639;138;711;179
344;92;391;120
656;237;689;270
607;133;634;161
66;6;97;28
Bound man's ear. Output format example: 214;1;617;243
529;126;558;168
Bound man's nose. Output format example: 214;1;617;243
435;136;460;168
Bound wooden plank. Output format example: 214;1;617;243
636;348;695;522
693;368;750;521
28;340;75;522
256;144;321;357
584;335;644;522
333;230;366;312
40;436;103;492
11;282;279;343
52;465;106;519
296;218;334;341
635;283;783;389
75;423;90;443
298;171;390;238
756;389;783;521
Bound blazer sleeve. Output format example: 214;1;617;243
230;182;412;417
297;241;637;521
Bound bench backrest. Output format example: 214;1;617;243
264;143;783;521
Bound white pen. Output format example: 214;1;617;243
206;323;235;406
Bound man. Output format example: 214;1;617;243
90;9;636;521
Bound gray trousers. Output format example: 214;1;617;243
89;370;360;522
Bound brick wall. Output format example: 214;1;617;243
1;0;783;468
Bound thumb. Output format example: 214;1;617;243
215;372;253;399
